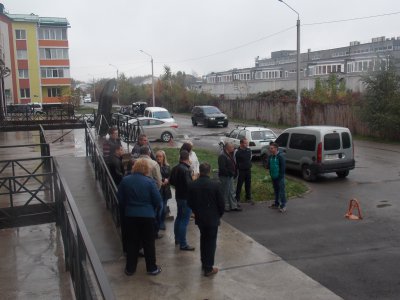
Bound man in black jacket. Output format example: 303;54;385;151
109;145;125;186
188;163;224;277
169;150;195;251
235;138;254;205
218;142;241;211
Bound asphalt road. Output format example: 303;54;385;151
174;114;400;300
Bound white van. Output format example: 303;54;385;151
274;126;355;181
144;107;175;123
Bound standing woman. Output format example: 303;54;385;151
155;150;172;230
117;158;162;276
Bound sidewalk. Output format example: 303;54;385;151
103;199;342;300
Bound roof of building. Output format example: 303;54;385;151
5;13;69;26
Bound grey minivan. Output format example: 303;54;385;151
274;126;355;181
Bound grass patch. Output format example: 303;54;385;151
76;106;96;114
155;147;308;203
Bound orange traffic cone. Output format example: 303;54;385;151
345;198;363;220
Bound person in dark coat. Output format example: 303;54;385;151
188;162;225;277
235;138;254;205
218;142;241;212
118;158;162;276
109;145;125;186
103;127;121;165
169;150;195;251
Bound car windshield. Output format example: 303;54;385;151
251;130;276;140
153;111;171;119
203;107;221;114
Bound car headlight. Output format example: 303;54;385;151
209;117;215;120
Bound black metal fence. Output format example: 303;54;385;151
53;158;115;300
84;123;121;229
111;113;142;144
0;156;54;228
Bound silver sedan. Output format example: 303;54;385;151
128;117;178;142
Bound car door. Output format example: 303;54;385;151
143;118;165;141
224;129;240;145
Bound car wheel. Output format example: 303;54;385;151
261;153;269;168
223;122;228;128
192;118;197;126
336;170;349;178
302;165;316;181
161;132;172;143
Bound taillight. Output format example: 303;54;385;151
170;123;178;128
249;142;256;146
317;142;322;163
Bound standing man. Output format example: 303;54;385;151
109;145;125;186
218;142;241;212
267;142;287;213
188;163;224;277
103;127;121;165
131;134;155;160
169;150;195;251
235;138;254;205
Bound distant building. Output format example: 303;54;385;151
200;36;400;99
0;3;71;105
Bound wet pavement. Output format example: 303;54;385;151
0;129;342;299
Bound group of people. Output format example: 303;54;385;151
218;138;287;213
103;127;288;278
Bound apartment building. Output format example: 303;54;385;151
200;36;400;99
0;3;70;105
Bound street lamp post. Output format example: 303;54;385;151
140;50;155;107
109;64;119;105
88;74;96;102
278;0;301;126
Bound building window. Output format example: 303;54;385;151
47;87;61;97
39;48;69;59
17;50;27;59
40;67;70;78
18;69;29;78
38;28;67;40
15;29;26;40
20;88;30;98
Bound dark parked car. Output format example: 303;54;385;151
191;105;228;128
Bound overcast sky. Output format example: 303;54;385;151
3;0;400;82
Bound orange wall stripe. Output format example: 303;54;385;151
40;59;70;66
38;40;69;47
16;40;27;50
19;78;30;88
41;78;71;85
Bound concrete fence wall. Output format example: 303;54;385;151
216;99;377;137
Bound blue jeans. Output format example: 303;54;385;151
272;178;287;208
174;199;192;248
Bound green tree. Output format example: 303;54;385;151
361;63;400;139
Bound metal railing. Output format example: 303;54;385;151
53;158;115;300
84;123;121;229
0;156;54;228
111;113;142;145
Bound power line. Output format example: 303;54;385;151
156;25;295;64
303;11;400;26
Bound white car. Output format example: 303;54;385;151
220;126;277;157
128;117;178;142
144;107;175;123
